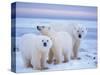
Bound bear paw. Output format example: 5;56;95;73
47;60;52;64
42;67;49;70
63;60;69;63
71;57;81;60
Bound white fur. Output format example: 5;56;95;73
19;34;52;70
37;26;73;64
65;24;87;59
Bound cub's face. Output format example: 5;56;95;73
39;36;52;51
37;26;51;35
73;24;87;40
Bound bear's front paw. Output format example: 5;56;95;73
71;56;75;60
34;67;42;70
63;60;69;63
42;67;49;70
27;63;33;68
47;60;52;64
71;57;81;60
77;57;81;60
54;60;61;65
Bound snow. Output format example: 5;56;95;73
15;39;97;73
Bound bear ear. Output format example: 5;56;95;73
84;26;87;31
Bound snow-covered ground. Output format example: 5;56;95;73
15;39;97;73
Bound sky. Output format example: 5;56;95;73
11;2;97;21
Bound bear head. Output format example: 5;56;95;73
37;35;52;51
72;24;87;40
37;26;51;35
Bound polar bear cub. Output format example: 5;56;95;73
19;34;52;70
37;26;73;64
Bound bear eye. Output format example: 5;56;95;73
47;40;49;42
77;30;79;32
42;40;44;42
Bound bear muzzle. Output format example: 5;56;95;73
78;34;82;38
43;42;47;47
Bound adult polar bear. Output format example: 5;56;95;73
19;34;52;70
37;26;73;64
65;24;87;59
52;23;87;59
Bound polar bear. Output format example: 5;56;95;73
65;24;87;59
19;34;52;70
37;26;72;64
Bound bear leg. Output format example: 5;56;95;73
63;48;71;63
31;55;41;70
72;41;80;60
54;48;62;64
22;56;31;68
47;48;54;64
41;52;48;69
63;52;69;63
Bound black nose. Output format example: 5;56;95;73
37;26;41;31
78;34;81;38
43;42;47;47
